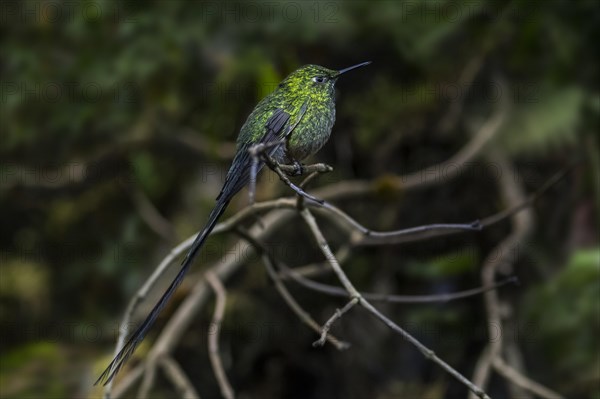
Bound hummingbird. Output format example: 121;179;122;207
96;61;371;385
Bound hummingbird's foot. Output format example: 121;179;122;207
279;162;332;176
261;153;326;206
290;161;304;176
277;161;304;176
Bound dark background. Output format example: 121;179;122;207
1;1;598;398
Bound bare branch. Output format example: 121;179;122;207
493;357;564;399
436;55;485;135
205;272;235;399
479;161;577;227
262;152;325;205
126;209;293;396
313;298;359;347
279;260;518;304
299;208;491;399
265;255;349;350
360;298;491;399
235;227;349;350
110;364;143;399
105;155;569;398
101;93;570;397
279;163;333;176
278;242;354;281
160;356;201;399
471;150;563;399
299;209;359;296
124;183;178;243
312;89;509;201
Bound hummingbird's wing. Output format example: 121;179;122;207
275;99;309;138
218;99;310;201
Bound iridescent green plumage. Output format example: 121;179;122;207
240;64;338;159
96;61;370;385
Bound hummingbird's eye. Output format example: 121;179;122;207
312;76;327;84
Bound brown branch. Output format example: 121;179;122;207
299;208;491;399
105;156;569;397
279;163;333;176
311;89;508;201
263;253;349;350
278;260;517;304
470;150;564;399
100;87;574;397
235;228;349;350
278;242;354;281
124;183;178;243
110;364;143;399
205;272;235;399
312;298;359;347
1;134;232;195
137;358;158;398
325;163;573;247
436;55;486;135
160;356;201;399
119;209;293;397
262;152;325;205
493;357;564;399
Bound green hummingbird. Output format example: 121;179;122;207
96;61;371;385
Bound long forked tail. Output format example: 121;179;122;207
95;198;230;385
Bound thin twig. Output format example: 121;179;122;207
295;164;334;209
205;272;235;399
235;227;349;350
493;357;564;399
262;153;325;205
278;242;353;281
263;253;350;350
102;91;569;395
106;201;295;397
280;163;333;176
320;201;481;241
218;158;571;252
121;209;292;397
471;150;564;399
125;183;178;242
479;161;577;227
313;298;359;347
470;149;531;398
436;55;485;135
360;298;491;399
160;356;201;399
106;158;569;397
137;359;158;398
299;208;491;399
110;364;143;399
311;88;509;201
278;260;518;303
299;209;359;296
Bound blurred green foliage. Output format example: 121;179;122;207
1;0;598;398
0;342;67;398
524;249;600;394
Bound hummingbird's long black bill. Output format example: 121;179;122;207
337;61;371;76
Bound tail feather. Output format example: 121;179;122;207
95;198;230;385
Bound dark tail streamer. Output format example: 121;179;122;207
95;198;230;385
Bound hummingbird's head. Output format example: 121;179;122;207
278;62;371;102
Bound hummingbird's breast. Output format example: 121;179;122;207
285;98;335;162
